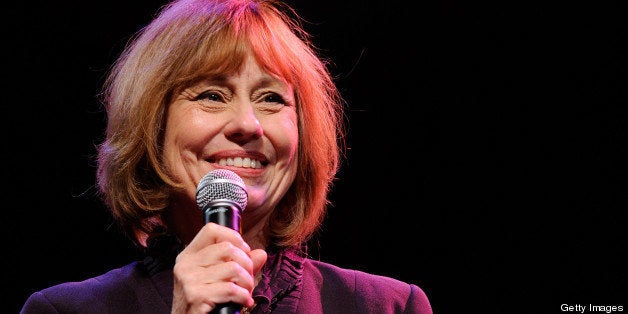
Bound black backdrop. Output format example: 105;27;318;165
4;1;628;313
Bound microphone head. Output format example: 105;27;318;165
196;169;248;212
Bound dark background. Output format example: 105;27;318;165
4;1;627;313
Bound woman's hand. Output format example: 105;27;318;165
171;223;268;314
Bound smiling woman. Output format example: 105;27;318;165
161;53;300;247
20;0;432;313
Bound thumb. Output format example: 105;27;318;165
249;249;268;275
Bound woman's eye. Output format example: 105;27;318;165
195;91;223;102
262;93;285;104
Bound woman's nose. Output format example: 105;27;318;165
224;105;263;144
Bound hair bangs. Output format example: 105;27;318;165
241;4;306;88
172;25;250;90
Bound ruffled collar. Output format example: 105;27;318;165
252;244;307;313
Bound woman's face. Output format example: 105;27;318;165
163;53;299;233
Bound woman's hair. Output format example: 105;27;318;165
96;0;346;248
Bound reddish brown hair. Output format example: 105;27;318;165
97;0;346;248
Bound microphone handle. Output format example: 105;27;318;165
203;203;242;232
204;203;243;314
211;302;242;314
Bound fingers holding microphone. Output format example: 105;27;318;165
172;169;267;313
172;223;267;313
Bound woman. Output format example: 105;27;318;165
21;0;432;313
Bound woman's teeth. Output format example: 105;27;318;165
217;157;262;169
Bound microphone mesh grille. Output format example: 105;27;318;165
196;169;248;211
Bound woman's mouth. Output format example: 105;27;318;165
217;157;263;169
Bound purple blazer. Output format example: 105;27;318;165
21;237;432;313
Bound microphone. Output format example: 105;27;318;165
196;169;248;314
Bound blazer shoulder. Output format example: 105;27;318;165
303;259;432;314
21;262;148;313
